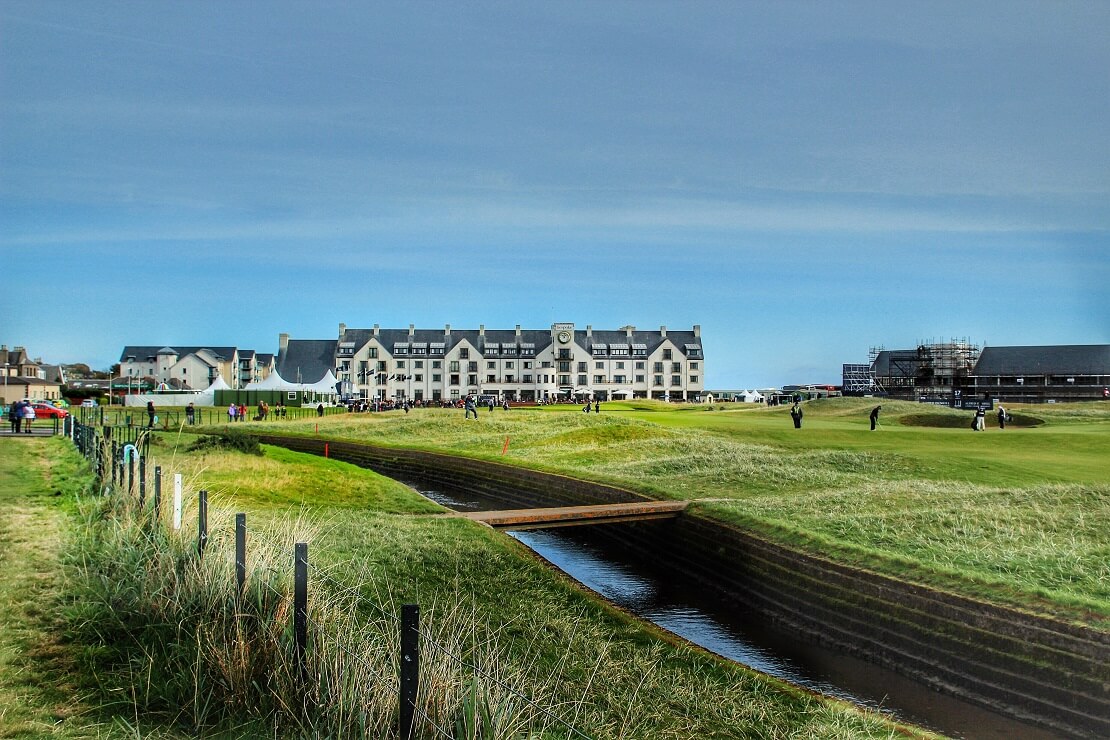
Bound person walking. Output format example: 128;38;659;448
228;403;237;423
594;400;600;414
997;405;1007;430
790;402;803;429
147;401;156;428
870;405;882;431
186;402;195;425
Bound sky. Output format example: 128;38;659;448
1;1;1107;388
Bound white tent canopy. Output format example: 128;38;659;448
243;369;339;396
738;389;765;403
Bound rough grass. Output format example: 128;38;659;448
58;435;911;739
206;398;1110;626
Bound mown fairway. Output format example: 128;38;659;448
210;397;1110;626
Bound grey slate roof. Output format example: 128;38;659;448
338;327;701;356
276;339;337;383
972;345;1110;376
119;345;238;362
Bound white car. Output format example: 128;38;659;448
80;399;98;407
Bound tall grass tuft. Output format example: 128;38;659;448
63;462;589;738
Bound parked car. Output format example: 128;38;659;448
80;399;98;408
30;402;69;418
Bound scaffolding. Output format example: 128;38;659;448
841;363;874;394
870;340;979;398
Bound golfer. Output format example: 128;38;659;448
870;405;882;431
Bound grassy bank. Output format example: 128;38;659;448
201;398;1110;626
45;430;917;738
165;433;915;737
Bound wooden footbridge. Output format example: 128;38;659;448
458;500;688;530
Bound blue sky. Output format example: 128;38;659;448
2;1;1107;387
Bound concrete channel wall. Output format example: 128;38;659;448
257;434;1110;738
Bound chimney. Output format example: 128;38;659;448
660;325;667;337
373;324;380;337
586;325;592;339
445;323;451;335
409;323;415;338
479;324;485;338
515;324;521;338
339;323;346;338
624;325;635;339
279;333;290;355
693;325;700;338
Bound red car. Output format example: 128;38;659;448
30;402;69;419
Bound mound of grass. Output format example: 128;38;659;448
187;431;262;456
900;412;1043;428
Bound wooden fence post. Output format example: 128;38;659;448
400;604;420;739
294;542;308;683
139;456;147;510
153;466;161;520
197;490;208;557
235;513;246;596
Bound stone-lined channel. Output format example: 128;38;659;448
254;436;1109;738
418;485;1059;740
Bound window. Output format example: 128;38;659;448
487;374;496;383
595;361;604;370
690;375;699;383
635;361;645;370
653;375;663;386
653;362;663;372
397;361;406;369
672;362;681;373
415;374;423;382
450;374;460;385
468;374;478;386
523;374;532;383
523;361;532;369
414;360;423;369
671;375;681;386
578;374;588;385
663;349;672;360
369;348;378;359
594;375;605;384
558;361;571;372
577;362;587;372
614;375;626;383
505;375;515;383
616;361;625;369
487;361;496;369
635;374;645;383
468;362;478;372
690;362;699;370
505;361;514;369
460;348;469;359
450;361;459;372
432;360;441;369
377;361;387;371
558;374;570;385
432;374;441;382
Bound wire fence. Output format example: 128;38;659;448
66;417;591;739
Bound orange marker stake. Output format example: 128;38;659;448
502;436;510;455
325;442;329;458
